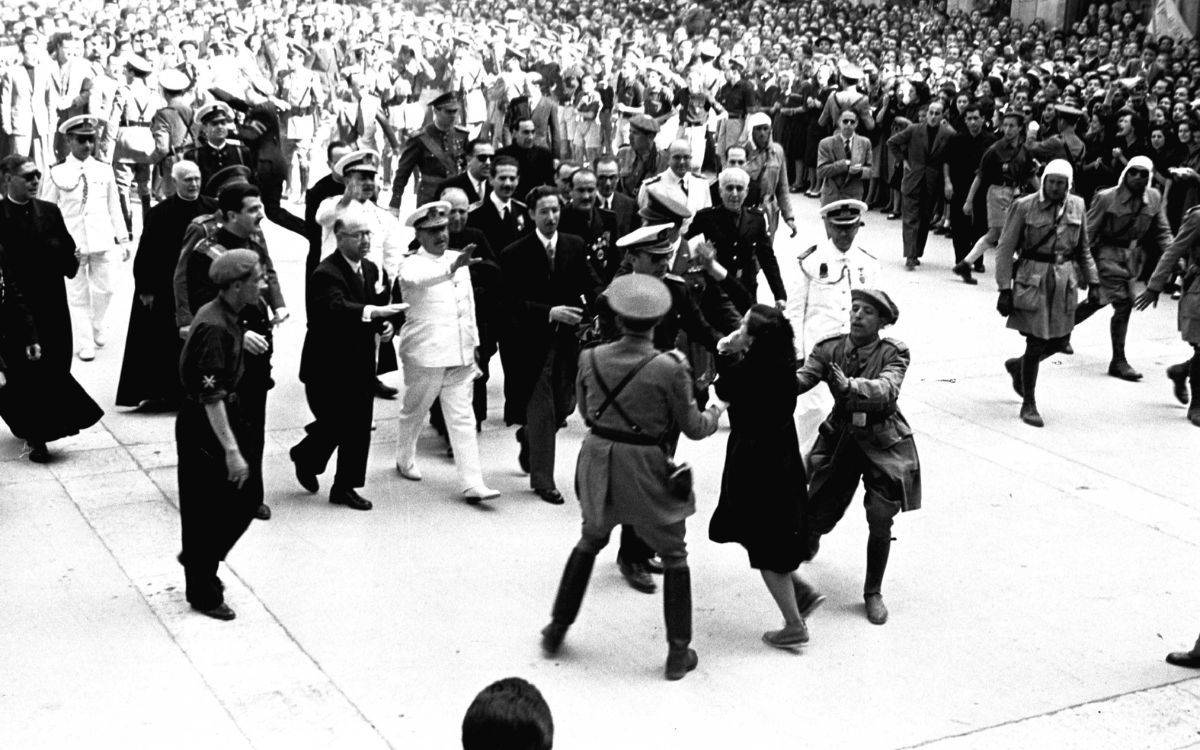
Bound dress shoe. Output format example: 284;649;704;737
864;594;889;625
330;486;373;510
887;212;900;220
463;485;500;503
77;346;95;362
255;503;271;520
534;488;564;505
793;578;826;618
27;441;50;463
395;462;422;481
541;622;568;655
289;447;319;493
762;622;809;649
1004;358;1024;398
644;556;665;575
951;261;977;284
618;559;656;593
1167;365;1190;405
374;379;399;399
664;645;698;681
973;259;986;273
1020;401;1044;427
1108;361;1143;381
913;258;921;266
93;330;107;348
1189;411;1200;428
1060;341;1074;355
1166;650;1200;668
905;258;917;270
192;602;236;621
516;428;530;473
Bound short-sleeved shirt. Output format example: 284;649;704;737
180;296;245;405
977;138;1036;190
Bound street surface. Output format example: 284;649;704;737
2;188;1199;749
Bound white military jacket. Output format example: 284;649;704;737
396;248;478;368
784;239;879;359
41;154;125;254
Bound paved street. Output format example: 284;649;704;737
2;190;1199;749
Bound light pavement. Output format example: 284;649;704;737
3;190;1199;749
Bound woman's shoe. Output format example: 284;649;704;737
763;622;809;649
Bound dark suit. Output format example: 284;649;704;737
888;120;957;260
497;143;555;203
466;197;532;255
559;204;620;283
686;205;786;305
293;251;389;489
304;173;343;277
597;191;639;238
438;171;490;204
499;231;601;490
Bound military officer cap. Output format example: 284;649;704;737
430;91;460;110
1054;104;1083;121
629;114;660;135
615;223;676;256
639;184;692;225
503;9;523;21
333;149;380;178
850;288;899;325
837;59;864;80
820;198;868;226
999;108;1026;123
195;102;233;125
58;114;101;137
158;68;191;94
607;274;672;321
697;40;720;59
406;200;451;230
124;54;152;76
727;55;747;70
208;248;261;286
207;164;254;195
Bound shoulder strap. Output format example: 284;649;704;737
587;349;659;431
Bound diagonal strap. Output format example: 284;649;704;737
588;349;659;433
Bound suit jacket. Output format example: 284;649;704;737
497;143;555;204
817;133;873;204
686;206;786;302
888;121;957;197
304;174;343;276
529;97;560;156
466;197;531;255
1;63;51;137
440;170;489;203
559;204;620;283
498;231;601;424
300;251;388;386
597;191;639;238
48;58;93;125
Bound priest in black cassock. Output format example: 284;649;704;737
0;155;103;463
116;160;218;409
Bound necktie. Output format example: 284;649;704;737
356;266;365;287
501;205;509;222
546;240;555;271
680;178;688;197
845;139;852;158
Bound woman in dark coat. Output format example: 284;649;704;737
710;304;821;649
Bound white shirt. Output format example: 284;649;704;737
784;239;879;359
315;196;403;289
490;191;514;218
396;248;478;368
40;154;125;253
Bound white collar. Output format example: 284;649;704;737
490;192;511;213
536;229;558;248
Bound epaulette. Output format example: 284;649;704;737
746;205;766;214
467;200;485;212
662;272;685;283
642;175;662;185
814;332;844;348
856;246;876;260
797;244;819;260
1186;205;1200;217
881;336;910;354
664;349;687;363
512;199;527;208
454;125;470;133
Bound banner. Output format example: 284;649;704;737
1151;0;1194;40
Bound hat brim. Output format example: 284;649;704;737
415;217;450;230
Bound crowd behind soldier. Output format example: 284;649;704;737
0;0;1199;675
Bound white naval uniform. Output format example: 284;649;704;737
392;248;489;492
314;197;404;289
783;239;879;449
41;153;125;353
637;170;711;234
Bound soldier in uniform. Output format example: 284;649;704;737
183;102;251;200
996;160;1100;428
41;115;128;362
175;248;265;621
149;69;195;201
1135;203;1200;428
1070;156;1173;380
388;91;469;211
1026;104;1086;173
278;41;323;199
686;167;786;309
559;167;620;283
784;199;880;448
615;115;661;199
540;274;727;681
795;288;921;626
106;55;158;231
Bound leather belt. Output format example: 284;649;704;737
589;423;662;446
1022;251;1072;264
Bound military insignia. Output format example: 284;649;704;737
201;374;217;389
516;214;526;231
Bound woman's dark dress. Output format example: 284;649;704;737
709;348;808;573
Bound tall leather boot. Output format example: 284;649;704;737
1166;362;1190;405
1073;296;1100;324
663;566;698;681
1189;353;1200;427
1107;305;1142;380
541;548;596;655
863;535;891;625
1166;632;1200;667
118;193;133;235
1020;354;1044;427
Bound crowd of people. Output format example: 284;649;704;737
1;0;1200;684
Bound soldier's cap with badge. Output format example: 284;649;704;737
195;101;234;125
406;200;451;230
999;107;1026;123
837;59;864;81
697;40;720;59
820;198;868;226
333;149;380;178
208;248;261;286
430;91;460;110
606;274;672;321
207;164;254;195
124;54;152;76
639;183;692;225
850;288;899;325
629;114;660;135
158;68;191;94
58;114;101;137
615;223;676;256
1054;103;1083;121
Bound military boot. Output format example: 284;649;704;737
864;535;891;625
1107;307;1142;380
1167;633;1200;667
1190;355;1200;427
1166;363;1190;405
541;548;596;655
663;567;698;681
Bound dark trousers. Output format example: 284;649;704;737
949;193;986;263
526;346;573;490
806;435;902;541
293;380;375;488
901;190;933;259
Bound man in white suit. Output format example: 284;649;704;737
1;31;53;170
816;108;873;205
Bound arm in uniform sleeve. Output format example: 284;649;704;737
1074;206;1099;286
398;252;456;287
389;137;423;209
753;214;787;301
186;250;218;315
0;69;12;137
843;340;909;413
663;353;722;440
174;222;205;327
183;323;237;404
699;276;741;334
993;198;1029;290
674;280;723;351
258;240;286;312
1084;188;1108;250
1141;194;1175;282
772;146;794;223
796;337;832;393
106;167;125;240
150;108;172;164
1147;209;1198;292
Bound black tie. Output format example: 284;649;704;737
501;205;509;222
845;139;852;158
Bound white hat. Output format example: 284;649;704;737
405;200;451;229
333;149;381;178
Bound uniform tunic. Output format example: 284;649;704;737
1147;207;1200;344
389;122;469;208
1085;183;1172;303
995;193;1099;339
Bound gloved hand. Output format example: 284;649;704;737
1086;284;1103;306
996;289;1014;317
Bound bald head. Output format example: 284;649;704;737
441;187;470;231
173;159;202;200
667;140;693;177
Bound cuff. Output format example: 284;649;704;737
362;305;377;322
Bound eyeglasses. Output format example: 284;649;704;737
473;154;494;161
596;174;618;180
74;135;95;143
16;170;40;182
840;119;857;124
